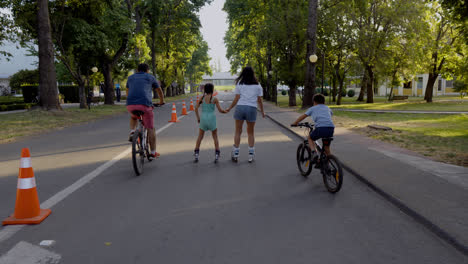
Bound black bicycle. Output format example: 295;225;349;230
131;103;163;176
292;122;343;193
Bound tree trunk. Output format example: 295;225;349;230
303;0;318;108
366;65;374;103
79;79;87;109
388;71;397;101
102;63;114;104
289;82;297;107
357;71;366;101
37;0;60;110
265;48;272;101
337;76;344;105
425;72;437;103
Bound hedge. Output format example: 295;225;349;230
0;103;35;111
21;85;81;103
347;89;355;97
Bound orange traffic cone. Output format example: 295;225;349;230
181;101;188;115
189;99;195;111
3;148;51;225
168;103;180;123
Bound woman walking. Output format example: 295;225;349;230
226;66;265;163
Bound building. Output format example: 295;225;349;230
201;72;237;86
0;75;11;96
345;74;457;97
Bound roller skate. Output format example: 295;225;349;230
194;149;199;163
248;147;255;163
214;150;220;163
231;146;239;162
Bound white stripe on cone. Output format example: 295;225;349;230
20;158;31;168
17;177;36;189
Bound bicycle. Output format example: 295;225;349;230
291;122;343;193
131;103;164;176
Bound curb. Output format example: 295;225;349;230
266;113;468;257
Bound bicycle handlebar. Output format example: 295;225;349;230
291;122;314;128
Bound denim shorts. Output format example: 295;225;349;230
310;127;334;141
234;105;257;122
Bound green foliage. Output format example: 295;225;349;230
0;103;34;111
281;90;287;96
21;85;38;103
186;36;212;85
453;80;467;98
9;69;39;92
347;89;355;97
58;86;80;103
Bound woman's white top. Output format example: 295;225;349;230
235;84;263;108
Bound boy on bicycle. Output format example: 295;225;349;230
291;94;334;159
126;63;165;159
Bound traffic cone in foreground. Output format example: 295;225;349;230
189;99;195;111
196;95;199;104
181;101;188;115
3;148;51;225
168;103;180;123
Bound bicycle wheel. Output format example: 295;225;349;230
296;143;313;177
132;130;144;175
322;155;343;193
143;129;152;162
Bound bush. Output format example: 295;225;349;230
0;103;35;111
10;69;39;92
341;89;347;97
21;85;39;103
347;89;355;97
281;90;287;95
58;86;80;103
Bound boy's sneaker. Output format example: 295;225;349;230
148;152;160;161
248;147;255;163
194;149;200;163
231;146;239;162
128;130;135;142
214;150;220;163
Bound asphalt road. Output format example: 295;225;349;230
0;93;466;263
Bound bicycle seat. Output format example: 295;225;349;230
132;110;145;117
322;137;333;146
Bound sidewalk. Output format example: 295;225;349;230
264;102;468;254
331;108;468;114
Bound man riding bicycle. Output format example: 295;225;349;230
126;63;165;159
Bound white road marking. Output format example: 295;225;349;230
0;113;188;245
39;240;56;247
0;241;61;264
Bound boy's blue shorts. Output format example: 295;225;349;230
310;127;334;141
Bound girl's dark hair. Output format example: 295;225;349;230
204;83;214;94
235;66;259;85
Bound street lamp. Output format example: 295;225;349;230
309;54;318;63
91;67;98;73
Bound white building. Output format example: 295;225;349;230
0;75;11;96
346;74;457;97
202;72;237;86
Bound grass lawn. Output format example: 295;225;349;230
333;112;468;167
0;105;127;144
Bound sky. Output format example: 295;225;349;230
0;0;230;77
199;0;230;73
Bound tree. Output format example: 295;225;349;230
186;37;212;93
37;0;60;110
9;69;39;93
303;0;318;108
453;80;467;98
350;0;425;103
422;3;460;102
0;2;14;59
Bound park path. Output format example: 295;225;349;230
0;93;466;263
330;108;468;114
264;102;468;255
